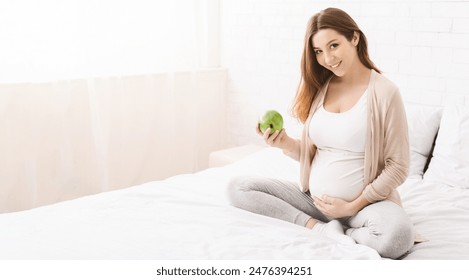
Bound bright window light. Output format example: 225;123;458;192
0;0;201;82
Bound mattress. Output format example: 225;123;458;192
1;148;468;259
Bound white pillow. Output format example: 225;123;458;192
424;104;469;188
404;103;443;178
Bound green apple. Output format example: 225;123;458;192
259;110;284;135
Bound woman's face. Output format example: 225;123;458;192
311;28;359;77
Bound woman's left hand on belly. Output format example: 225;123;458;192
312;195;356;219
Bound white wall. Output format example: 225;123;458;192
220;0;469;147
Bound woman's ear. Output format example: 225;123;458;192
352;31;360;46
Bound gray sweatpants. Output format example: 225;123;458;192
227;175;415;259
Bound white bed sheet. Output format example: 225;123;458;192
398;178;469;259
1;148;467;259
0;148;379;259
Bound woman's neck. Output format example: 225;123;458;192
333;64;371;86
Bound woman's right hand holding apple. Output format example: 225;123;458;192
256;124;296;152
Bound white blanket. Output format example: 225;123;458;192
1;148;468;259
399;178;469;259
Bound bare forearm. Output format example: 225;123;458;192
349;194;371;215
313;194;370;218
282;137;300;161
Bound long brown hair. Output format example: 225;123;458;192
291;7;380;123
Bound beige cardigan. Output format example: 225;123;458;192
286;70;409;206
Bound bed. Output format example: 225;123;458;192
1;102;468;260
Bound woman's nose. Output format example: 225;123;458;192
324;52;335;65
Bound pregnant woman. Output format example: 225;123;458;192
228;7;414;259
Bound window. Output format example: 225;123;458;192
0;0;218;82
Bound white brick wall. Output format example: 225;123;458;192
220;0;469;147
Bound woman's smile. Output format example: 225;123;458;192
330;61;342;69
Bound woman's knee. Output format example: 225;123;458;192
351;201;415;259
377;220;415;259
226;176;255;206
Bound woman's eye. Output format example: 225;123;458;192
314;50;322;55
330;44;339;49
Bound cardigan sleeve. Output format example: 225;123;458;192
362;89;410;203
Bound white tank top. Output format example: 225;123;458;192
308;89;368;202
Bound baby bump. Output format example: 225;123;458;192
309;150;365;202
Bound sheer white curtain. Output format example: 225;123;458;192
0;0;213;82
0;0;225;213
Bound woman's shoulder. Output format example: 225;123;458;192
372;70;399;95
371;70;404;110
